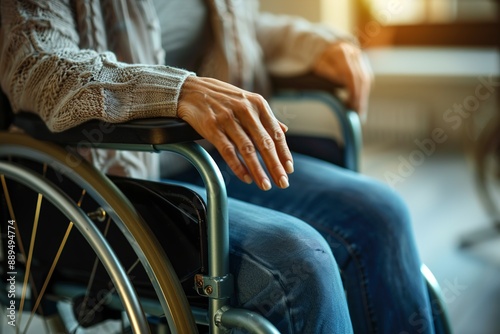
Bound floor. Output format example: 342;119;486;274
2;144;499;333
361;143;500;334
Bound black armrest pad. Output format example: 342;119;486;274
13;112;202;146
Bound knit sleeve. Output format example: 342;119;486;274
254;10;357;77
0;0;193;132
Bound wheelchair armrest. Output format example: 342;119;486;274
12;112;202;146
270;74;362;172
271;73;342;93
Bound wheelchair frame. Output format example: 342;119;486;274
1;88;452;334
0;131;279;334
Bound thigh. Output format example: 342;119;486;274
172;152;433;333
162;180;353;333
173;151;412;245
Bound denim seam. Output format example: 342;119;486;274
269;202;379;333
312;224;379;334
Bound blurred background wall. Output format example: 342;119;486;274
260;0;355;32
261;0;499;147
260;1;500;333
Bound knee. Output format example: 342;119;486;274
231;217;341;302
348;178;417;256
231;220;346;332
322;175;413;245
361;178;412;230
234;215;338;274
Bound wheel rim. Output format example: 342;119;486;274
0;132;197;334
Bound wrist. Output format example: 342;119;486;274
177;75;197;117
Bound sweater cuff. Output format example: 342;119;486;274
95;62;196;123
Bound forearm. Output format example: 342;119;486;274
0;0;192;132
255;11;356;76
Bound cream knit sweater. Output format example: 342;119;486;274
0;0;348;179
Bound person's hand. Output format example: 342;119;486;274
177;76;294;191
312;41;372;118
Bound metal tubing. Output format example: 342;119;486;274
155;143;229;278
217;307;280;334
155;142;229;334
421;265;453;334
0;135;197;333
299;92;362;172
0;162;150;334
345;109;363;172
1;133;278;333
272;91;363;172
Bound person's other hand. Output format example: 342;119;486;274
312;41;372;119
177;76;294;191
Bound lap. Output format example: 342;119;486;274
166;151;426;333
164;172;351;333
171;151;411;237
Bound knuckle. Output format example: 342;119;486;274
239;141;256;156
273;128;285;141
216;109;234;123
221;144;237;158
249;93;266;107
260;136;275;151
205;115;218;128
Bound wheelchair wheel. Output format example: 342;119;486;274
0;133;198;334
475;120;500;222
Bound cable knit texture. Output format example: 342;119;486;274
0;0;196;179
0;0;192;133
0;0;350;178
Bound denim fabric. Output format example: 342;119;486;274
169;152;435;334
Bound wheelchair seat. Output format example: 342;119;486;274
0;81;452;333
1;97;284;333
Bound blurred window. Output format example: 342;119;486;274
367;0;498;25
359;0;499;47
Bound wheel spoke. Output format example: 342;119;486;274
23;189;86;334
1;175;17;222
76;215;111;328
72;258;141;331
1;133;199;333
18;163;50;332
17;192;43;330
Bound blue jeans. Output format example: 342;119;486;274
169;152;435;334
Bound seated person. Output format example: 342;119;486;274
0;0;438;333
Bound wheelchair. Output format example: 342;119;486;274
0;76;452;334
460;111;500;248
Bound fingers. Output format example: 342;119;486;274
221;94;293;190
253;97;294;176
212;102;273;190
279;120;289;133
313;41;372;118
178;77;294;191
344;49;371;118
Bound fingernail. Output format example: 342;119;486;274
243;174;252;184
279;176;289;189
285;160;294;174
261;178;272;191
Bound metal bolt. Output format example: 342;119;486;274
195;275;204;288
87;207;107;222
204;286;213;295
